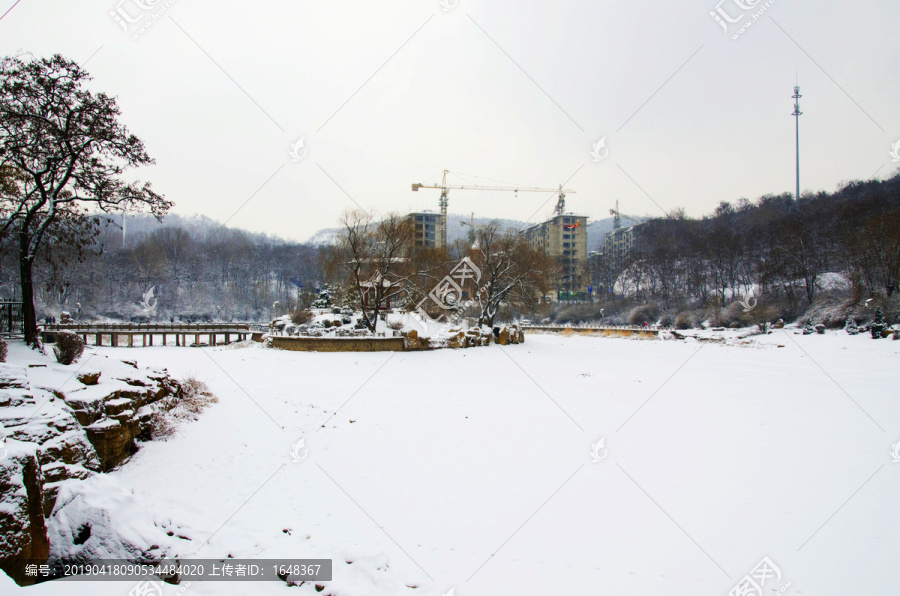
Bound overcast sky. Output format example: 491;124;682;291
3;0;899;242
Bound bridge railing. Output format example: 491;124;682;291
40;322;256;347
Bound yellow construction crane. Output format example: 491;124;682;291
412;169;576;247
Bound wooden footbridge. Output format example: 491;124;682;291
41;323;263;347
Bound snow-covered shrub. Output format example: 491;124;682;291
0;336;6;362
674;312;694;330
291;309;313;325
802;321;815;335
845;318;859;335
628;303;659;326
870;308;888;339
311;286;333;309
53;331;85;365
815;324;826;334
149;377;218;440
658;313;675;328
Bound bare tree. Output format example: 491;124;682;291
328;210;416;332
471;223;551;328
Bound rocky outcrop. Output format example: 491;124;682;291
0;440;50;586
0;365;99;517
76;372;100;386
53;364;182;471
401;329;429;351
402;325;520;349
0;357;185;586
444;327;492;349
465;327;492;347
495;324;524;346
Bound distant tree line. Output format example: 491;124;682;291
0;213;326;322
592;172;900;314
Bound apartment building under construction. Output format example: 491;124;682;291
407;212;443;249
524;213;589;296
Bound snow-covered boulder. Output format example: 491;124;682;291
48;474;172;566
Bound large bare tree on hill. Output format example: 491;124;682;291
0;53;170;344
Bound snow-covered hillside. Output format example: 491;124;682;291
306;228;341;247
3;330;899;595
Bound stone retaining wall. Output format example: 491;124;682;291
269;336;406;352
522;325;660;338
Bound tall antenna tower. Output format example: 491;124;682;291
791;83;802;201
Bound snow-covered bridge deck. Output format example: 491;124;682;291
41;323;255;347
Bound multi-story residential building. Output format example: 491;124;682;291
407;211;443;249
524;214;589;295
602;221;652;273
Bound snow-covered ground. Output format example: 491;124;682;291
4;329;900;595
